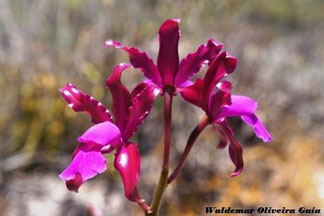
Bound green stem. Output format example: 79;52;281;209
145;169;169;216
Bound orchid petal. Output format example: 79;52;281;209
65;173;83;193
77;121;122;148
217;95;272;142
228;143;243;177
60;83;112;124
157;18;180;85
104;40;161;86
218;121;243;177
114;143;141;202
218;95;257;118
177;80;193;88
202;52;237;106
72;142;103;159
208;84;232;119
59;149;107;192
241;114;273;142
212;123;229;149
176;39;223;86
123;85;158;140
130;82;149;99
106;64;132;132
180;78;204;108
60;121;122;192
143;78;157;86
216;80;232;93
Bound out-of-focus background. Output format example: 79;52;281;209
1;0;324;215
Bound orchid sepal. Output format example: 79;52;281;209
60;83;113;124
114;143;141;202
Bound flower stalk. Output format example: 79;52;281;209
168;115;210;184
162;88;173;170
146;169;169;216
147;88;173;216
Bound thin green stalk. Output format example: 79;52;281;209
145;169;168;216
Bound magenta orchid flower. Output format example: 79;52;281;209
104;18;223;94
180;51;273;177
59;63;158;202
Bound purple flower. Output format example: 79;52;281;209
181;52;273;176
104;18;223;93
59;64;158;202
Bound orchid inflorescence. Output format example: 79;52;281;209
59;18;272;215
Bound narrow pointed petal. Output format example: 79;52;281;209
228;143;243;177
180;78;204;108
77;121;122;148
217;95;272;142
114;143;141;202
202;52;237;106
106;64;132;132
60;83;112;124
218;121;243;177
59;149;107;192
104;40;161;86
213;123;229;149
157;18;180;85
176;39;223;86
123;85;159;140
